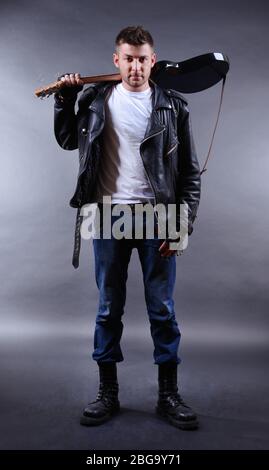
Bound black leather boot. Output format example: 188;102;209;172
80;362;120;426
156;362;199;430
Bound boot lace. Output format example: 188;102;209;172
93;383;118;408
163;391;190;409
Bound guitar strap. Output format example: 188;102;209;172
200;76;226;175
167;76;227;177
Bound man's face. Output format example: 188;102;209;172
113;42;156;91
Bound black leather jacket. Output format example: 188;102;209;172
54;79;201;268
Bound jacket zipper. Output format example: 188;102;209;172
165;141;178;157
139;126;165;227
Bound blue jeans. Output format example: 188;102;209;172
91;205;181;365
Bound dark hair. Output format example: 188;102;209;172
115;25;154;51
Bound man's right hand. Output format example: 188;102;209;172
59;73;84;88
56;72;84;100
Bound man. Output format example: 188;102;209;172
54;25;201;430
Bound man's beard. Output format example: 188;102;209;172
127;74;147;87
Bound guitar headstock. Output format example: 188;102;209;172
35;80;65;99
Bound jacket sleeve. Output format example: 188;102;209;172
54;91;80;151
177;102;201;235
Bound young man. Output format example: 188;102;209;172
54;25;201;430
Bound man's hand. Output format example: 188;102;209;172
59;73;84;88
158;240;178;257
56;72;84;101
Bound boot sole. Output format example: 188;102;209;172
155;406;199;430
80;405;120;426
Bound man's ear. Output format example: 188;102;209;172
151;52;157;67
113;52;119;68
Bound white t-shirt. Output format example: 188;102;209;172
94;82;155;204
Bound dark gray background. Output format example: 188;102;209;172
0;0;268;450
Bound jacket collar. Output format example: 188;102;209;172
88;78;172;120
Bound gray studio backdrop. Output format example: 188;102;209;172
0;0;269;450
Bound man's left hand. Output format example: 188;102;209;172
158;240;178;257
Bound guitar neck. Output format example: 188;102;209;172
35;73;122;98
81;73;121;83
